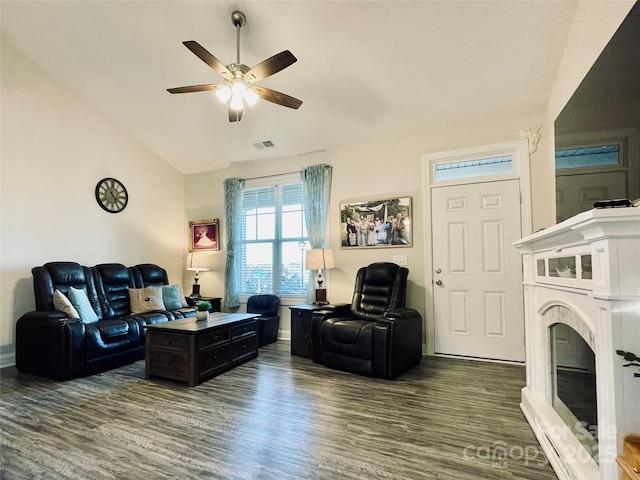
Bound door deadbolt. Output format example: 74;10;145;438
435;268;442;274
435;280;443;286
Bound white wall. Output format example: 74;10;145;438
185;111;550;348
0;39;187;366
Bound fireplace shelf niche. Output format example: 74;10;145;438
514;207;640;480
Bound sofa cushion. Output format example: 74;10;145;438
131;263;168;287
96;320;131;340
92;263;135;318
321;318;373;360
162;284;183;311
68;287;99;324
132;312;172;325
53;289;80;319
84;319;140;367
330;319;371;344
129;287;165;314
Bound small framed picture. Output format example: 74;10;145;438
340;196;412;249
189;218;220;252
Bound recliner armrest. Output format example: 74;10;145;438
376;307;422;342
16;311;86;380
373;308;423;379
18;310;77;323
310;309;344;363
311;308;342;322
384;307;421;320
323;303;350;313
175;308;197;318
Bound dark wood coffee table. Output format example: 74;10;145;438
144;312;259;386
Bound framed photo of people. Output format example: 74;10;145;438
340;196;412;249
189;218;220;252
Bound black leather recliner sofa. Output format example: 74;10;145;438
311;262;423;379
16;261;195;380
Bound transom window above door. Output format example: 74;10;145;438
427;139;527;188
434;155;513;182
555;144;620;170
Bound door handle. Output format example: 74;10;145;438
435;280;443;286
435;268;442;274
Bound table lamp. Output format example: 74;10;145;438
305;248;335;305
186;252;210;297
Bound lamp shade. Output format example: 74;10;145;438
186;252;210;272
305;248;335;271
216;86;232;103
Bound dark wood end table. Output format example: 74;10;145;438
186;296;222;312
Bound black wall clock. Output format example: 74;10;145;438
95;177;128;213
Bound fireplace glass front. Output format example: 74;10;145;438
550;323;598;462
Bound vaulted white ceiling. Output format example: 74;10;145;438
1;1;578;174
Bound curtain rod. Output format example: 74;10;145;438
240;170;301;182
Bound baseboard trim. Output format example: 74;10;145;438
0;352;16;368
432;352;524;366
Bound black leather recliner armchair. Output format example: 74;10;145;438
311;262;423;379
247;294;281;347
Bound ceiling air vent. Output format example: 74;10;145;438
253;140;276;150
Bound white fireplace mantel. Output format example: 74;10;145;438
514;207;640;480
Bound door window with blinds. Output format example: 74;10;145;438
239;181;310;296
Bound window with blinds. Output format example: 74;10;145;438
239;182;310;295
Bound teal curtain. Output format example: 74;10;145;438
223;178;243;310
302;164;333;303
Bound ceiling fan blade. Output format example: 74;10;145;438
254;86;303;109
183;41;231;79
167;84;225;94
229;108;244;123
245;50;297;82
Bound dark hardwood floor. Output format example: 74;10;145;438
0;341;558;479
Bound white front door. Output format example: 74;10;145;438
431;179;525;362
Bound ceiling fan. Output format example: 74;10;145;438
167;10;302;123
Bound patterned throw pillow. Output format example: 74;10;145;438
128;287;165;314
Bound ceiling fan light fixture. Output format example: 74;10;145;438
230;93;244;111
230;80;248;110
215;86;232;103
244;87;259;106
231;80;247;97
